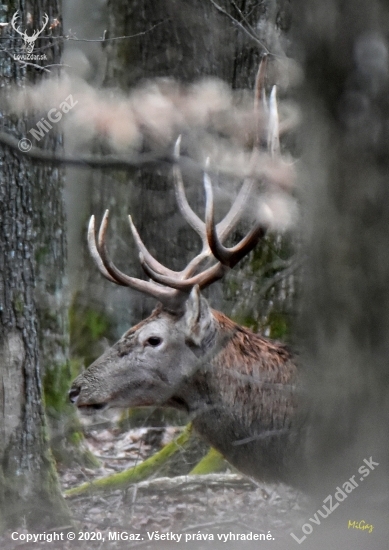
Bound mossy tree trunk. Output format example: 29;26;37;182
33;132;72;460
0;0;71;530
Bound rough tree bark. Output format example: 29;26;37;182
0;0;70;530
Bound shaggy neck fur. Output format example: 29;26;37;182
172;310;299;482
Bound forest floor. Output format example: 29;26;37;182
2;423;386;549
63;424;307;549
1;423;308;550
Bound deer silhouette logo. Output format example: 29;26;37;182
11;11;49;54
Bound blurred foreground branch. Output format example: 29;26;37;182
0;129;201;174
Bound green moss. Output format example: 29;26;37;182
69;293;114;367
65;425;193;498
189;448;227;475
43;361;71;412
266;310;291;340
69;430;83;446
34;244;49;265
12;294;24;315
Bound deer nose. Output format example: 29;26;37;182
69;385;81;404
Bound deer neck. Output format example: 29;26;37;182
170;310;299;481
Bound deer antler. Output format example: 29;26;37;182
128;135;258;284
88;211;185;307
88;56;282;308
204;173;266;268
133;56;270;282
204;76;281;267
88;199;228;304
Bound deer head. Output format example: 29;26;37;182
69;60;298;481
69;144;270;407
11;11;49;54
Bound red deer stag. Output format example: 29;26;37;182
69;62;299;483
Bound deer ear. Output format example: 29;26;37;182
183;285;215;351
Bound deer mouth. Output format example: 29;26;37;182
69;385;109;413
77;402;108;414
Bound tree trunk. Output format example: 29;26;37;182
0;0;70;530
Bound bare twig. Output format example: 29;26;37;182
0;21;166;44
230;0;259;40
61;21;166;43
208;0;269;53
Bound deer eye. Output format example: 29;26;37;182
146;336;162;347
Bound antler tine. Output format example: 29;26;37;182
203;172;227;264
213;222;266;268
204;174;266;268
204;69;282;269
202;56;269;244
129;143;213;282
173;139;255;278
268;86;280;158
88;215;123;285
140;253;227;291
129;212;212;282
173;136;207;244
91;210;183;305
128;215;179;278
129;144;219;283
133;148;228;290
175;137;256;246
216;177;255;241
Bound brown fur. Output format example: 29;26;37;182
181;310;299;482
211;310;297;426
